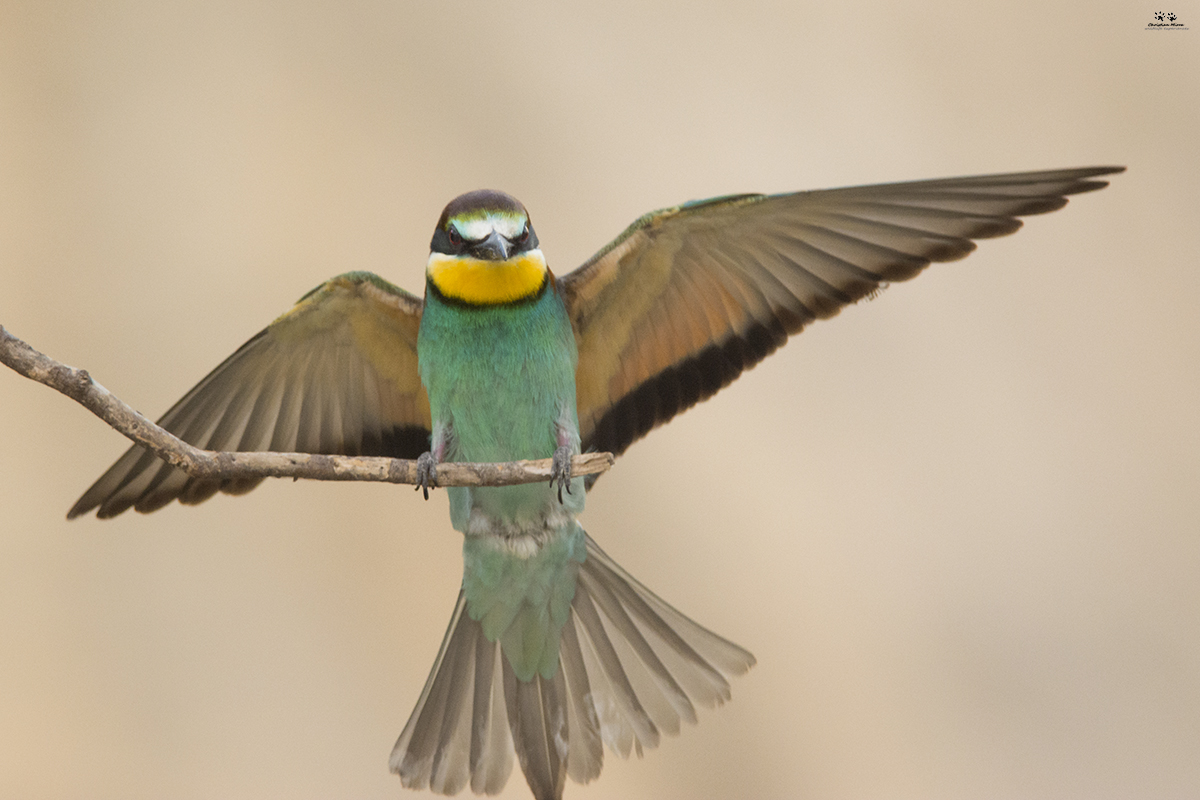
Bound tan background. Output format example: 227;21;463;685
2;1;1197;798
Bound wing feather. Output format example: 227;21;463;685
561;166;1123;461
69;271;429;519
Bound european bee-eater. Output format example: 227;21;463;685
70;166;1122;800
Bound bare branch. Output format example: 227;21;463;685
0;325;614;487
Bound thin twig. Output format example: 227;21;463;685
0;324;614;487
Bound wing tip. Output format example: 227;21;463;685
67;490;120;520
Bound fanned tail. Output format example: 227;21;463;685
390;533;755;799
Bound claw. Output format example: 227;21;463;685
550;445;574;504
415;451;438;500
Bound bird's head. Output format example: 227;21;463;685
426;190;548;306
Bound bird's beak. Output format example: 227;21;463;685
470;231;510;261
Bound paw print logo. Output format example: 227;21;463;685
1167;12;1177;20
1154;11;1166;20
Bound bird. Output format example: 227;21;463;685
69;165;1122;800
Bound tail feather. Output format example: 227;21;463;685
568;574;659;756
579;558;700;732
580;536;755;702
468;624;510;794
390;532;754;799
428;605;474;792
568;535;755;760
558;616;604;783
389;593;513;796
504;663;568;800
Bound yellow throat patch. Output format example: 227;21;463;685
427;250;548;305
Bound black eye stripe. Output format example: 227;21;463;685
430;212;538;256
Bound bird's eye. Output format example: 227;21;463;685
447;226;462;247
514;223;530;244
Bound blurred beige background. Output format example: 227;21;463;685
1;1;1197;798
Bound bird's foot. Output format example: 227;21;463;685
415;451;438;500
550;445;573;504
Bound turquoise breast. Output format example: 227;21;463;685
417;283;584;530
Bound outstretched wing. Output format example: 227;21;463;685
561;166;1123;461
69;271;430;519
